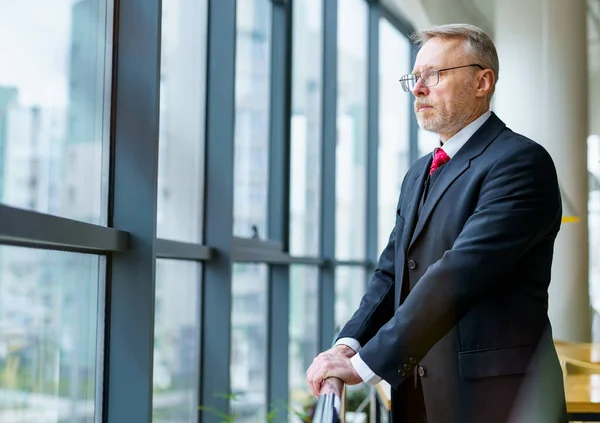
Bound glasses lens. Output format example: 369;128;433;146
400;75;414;92
421;69;437;87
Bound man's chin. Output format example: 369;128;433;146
417;120;441;133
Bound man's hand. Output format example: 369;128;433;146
332;344;356;358
320;377;344;397
306;347;363;396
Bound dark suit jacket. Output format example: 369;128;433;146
337;113;568;423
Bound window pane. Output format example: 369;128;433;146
289;266;319;422
157;0;208;243
336;0;368;260
588;135;600;340
0;0;111;225
335;266;367;331
289;0;322;257
378;20;411;254
231;263;268;422
153;260;201;422
233;0;271;239
0;247;103;422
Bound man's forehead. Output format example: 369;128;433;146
412;38;465;72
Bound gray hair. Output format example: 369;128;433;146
411;24;499;95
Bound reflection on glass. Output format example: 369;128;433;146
378;19;411;254
335;266;367;331
157;0;207;243
336;0;368;260
153;260;201;422
0;247;102;422
231;263;268;422
289;266;319;422
0;0;111;225
290;0;322;257
233;0;271;239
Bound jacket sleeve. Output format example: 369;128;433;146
358;142;562;388
335;225;397;347
336;173;412;347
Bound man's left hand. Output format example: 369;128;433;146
306;350;362;396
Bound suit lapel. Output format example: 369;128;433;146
401;156;431;252
408;156;470;249
407;112;507;251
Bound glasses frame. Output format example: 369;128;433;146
399;63;485;92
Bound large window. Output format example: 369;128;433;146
589;135;600;339
157;0;208;243
231;263;268;422
0;1;426;421
0;0;111;224
0;247;103;422
290;0;323;257
378;19;412;253
233;0;272;239
335;266;367;330
153;260;201;423
336;0;368;260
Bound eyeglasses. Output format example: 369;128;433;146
399;64;485;92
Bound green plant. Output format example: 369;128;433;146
345;385;370;417
198;393;239;423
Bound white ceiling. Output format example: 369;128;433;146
387;0;600;73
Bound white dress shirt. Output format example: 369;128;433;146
335;110;492;385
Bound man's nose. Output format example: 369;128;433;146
411;77;429;97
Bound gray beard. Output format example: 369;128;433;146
418;114;467;136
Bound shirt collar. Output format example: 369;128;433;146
434;110;492;159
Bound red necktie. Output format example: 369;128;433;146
430;148;450;175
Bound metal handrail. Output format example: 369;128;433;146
312;392;340;423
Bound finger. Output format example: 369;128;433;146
308;365;320;396
306;355;328;389
320;379;334;396
306;354;325;376
307;362;321;395
311;363;329;396
311;372;324;396
321;378;342;397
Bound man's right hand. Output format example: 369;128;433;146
306;345;362;395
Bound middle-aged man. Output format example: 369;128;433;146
306;23;568;423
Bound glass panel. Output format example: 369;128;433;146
153;260;201;422
0;247;103;422
0;0;112;225
231;263;268;422
336;0;368;260
233;0;271;239
157;0;208;243
335;266;367;331
289;0;322;257
289;266;319;422
378;20;411;254
588;135;600;340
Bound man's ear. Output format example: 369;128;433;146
475;69;494;98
